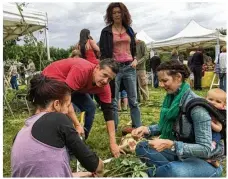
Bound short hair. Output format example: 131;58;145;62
71;49;81;58
171;49;178;56
99;58;119;74
156;60;190;82
27;74;71;109
104;2;132;26
197;46;204;52
221;46;226;52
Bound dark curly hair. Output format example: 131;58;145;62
104;2;132;26
27;74;71;109
156;60;190;82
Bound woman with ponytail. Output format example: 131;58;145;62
131;60;223;177
11;74;104;177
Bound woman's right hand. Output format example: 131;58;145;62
131;126;149;139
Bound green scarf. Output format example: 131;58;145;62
159;82;190;140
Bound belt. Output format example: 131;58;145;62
119;61;132;66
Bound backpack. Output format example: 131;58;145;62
173;97;226;155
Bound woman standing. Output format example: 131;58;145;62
77;29;100;64
11;74;104;177
132;60;223;177
99;2;141;130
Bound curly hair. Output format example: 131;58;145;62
104;2;132;26
156;60;190;82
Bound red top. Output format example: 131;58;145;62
85;49;99;64
42;58;111;103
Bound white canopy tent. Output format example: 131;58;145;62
136;30;155;45
3;2;50;60
152;20;226;52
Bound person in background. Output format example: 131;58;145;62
11;74;104;177
26;59;36;85
170;49;179;61
19;64;26;85
77;29;100;64
218;46;226;92
149;51;161;88
136;37;149;102
187;51;195;88
70;49;81;58
99;2;141;131
42;58;124;158
191;47;204;90
9;62;18;90
132;60;223;177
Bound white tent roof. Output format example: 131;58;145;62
152;20;226;52
3;3;48;42
136;30;155;45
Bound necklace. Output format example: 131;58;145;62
114;24;123;38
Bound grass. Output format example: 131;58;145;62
3;86;226;177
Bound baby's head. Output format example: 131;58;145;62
206;88;226;110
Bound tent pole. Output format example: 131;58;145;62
45;12;50;61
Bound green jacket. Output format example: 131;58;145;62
136;40;149;70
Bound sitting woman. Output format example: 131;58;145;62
11;74;104;177
131;60;223;177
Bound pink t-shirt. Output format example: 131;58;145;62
113;32;133;63
42;58;111;103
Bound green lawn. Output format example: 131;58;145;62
3;86;226;177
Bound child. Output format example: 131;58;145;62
206;88;226;167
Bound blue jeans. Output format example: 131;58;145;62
71;92;96;139
153;72;159;88
10;75;18;90
112;64;141;129
136;141;223;177
219;73;226;92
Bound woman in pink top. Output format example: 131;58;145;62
77;29;100;64
99;2;142;131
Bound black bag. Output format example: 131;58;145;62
173;97;226;155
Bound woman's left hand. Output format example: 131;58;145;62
148;139;174;152
131;59;138;69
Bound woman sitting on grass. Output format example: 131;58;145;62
132;60;224;177
11;74;104;177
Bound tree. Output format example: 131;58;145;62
216;28;226;35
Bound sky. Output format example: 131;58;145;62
25;2;227;49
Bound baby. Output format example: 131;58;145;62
206;88;226;167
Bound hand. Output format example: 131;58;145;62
75;124;85;137
131;126;149;139
148;139;174;152
110;143;125;158
130;59;138;69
